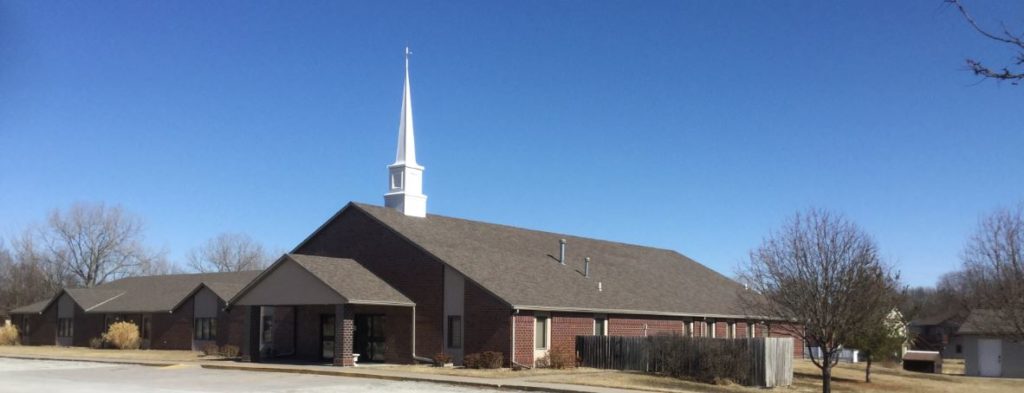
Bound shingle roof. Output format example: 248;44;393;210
9;271;260;315
287;254;414;306
90;270;261;313
957;309;1017;336
10;299;50;314
347;203;748;317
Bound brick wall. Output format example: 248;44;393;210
550;313;595;354
769;323;805;357
512;313;535;366
151;297;194;350
296;207;446;358
72;306;105;347
463;280;511;360
714;321;727;338
336;306;354;366
354;304;414;364
608;315;684;337
14;306;56;346
220;302;248;349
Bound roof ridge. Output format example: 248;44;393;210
352;202;682;254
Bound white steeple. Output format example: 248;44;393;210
384;47;427;217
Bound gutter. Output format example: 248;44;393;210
410;306;432;364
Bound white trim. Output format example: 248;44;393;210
709;320;716;338
593;315;608;336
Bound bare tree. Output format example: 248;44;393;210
960;204;1024;340
738;209;901;393
0;237;61;313
949;0;1024;84
35;203;160;287
187;233;270;273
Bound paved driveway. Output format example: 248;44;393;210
0;358;513;392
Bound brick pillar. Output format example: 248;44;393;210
241;306;261;363
334;304;355;367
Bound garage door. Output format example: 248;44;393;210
978;339;1002;377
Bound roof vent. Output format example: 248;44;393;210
559;239;567;265
584;257;591;278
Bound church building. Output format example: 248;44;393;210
227;48;801;367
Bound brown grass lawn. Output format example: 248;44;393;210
0;345;208;363
530;360;1024;393
384;364;606;379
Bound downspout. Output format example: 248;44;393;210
510;308;532;369
410;306;432;364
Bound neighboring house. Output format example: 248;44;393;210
225;53;802;368
909;311;965;359
9;271;259;350
959;309;1024;378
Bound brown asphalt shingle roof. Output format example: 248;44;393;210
90;271;261;313
9;271;261;315
349;203;748;317
285;254;414;306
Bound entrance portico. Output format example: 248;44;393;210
229;254;415;366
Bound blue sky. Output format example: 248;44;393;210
1;1;1022;287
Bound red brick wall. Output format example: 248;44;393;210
219;302;248;349
550;313;595;354
151;297;194;350
463;281;511;360
769;323;805;357
512;313;535;366
714;321;727;338
735;322;748;338
296;207;446;358
608;315;683;337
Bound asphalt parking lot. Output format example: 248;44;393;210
0;358;510;392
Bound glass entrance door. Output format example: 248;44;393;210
320;314;335;361
354;314;386;362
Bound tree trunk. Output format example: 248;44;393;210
822;365;832;393
865;352;872;383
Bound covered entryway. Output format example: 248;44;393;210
228;254;415;366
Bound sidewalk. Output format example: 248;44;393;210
0;352;654;393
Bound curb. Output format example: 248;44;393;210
199;364;601;393
0;354;177;368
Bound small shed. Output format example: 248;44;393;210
902;350;942;374
958;309;1024;378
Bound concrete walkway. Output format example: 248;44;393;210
0;353;654;393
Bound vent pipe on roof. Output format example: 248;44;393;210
559;239;567;265
584;257;591;278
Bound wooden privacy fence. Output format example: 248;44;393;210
576;336;793;387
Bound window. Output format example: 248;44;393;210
141;315;151;340
728;321;736;338
685;321;694;337
709;320;716;338
956;344;963;354
747;323;755;338
262;316;274;344
58;318;73;338
447;316;462;349
194;318;217;340
23;316;30;335
594;317;607;336
535;316;549;349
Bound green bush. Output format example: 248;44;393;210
102;322;140;350
220;345;239;358
0;325;20;346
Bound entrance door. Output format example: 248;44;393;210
354;314;386;362
978;339;1002;377
320;314;335;361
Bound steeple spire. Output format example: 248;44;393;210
385;46;427;217
395;46;417;166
